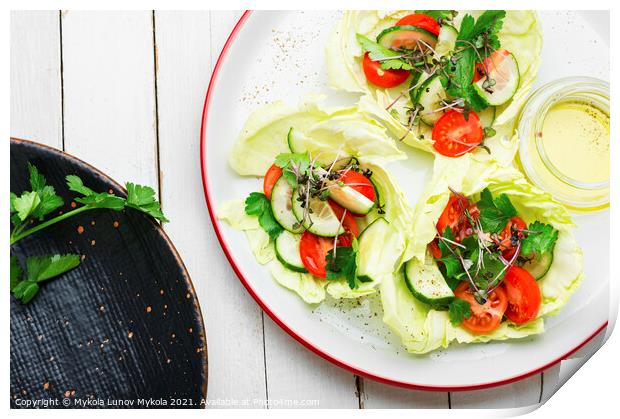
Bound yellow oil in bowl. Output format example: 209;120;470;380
517;77;610;211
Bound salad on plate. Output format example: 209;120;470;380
326;10;542;163
217;10;584;354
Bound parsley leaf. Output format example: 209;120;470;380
448;298;472;326
31;185;64;220
326;246;358;289
66;174;96;196
477;187;517;233
521;221;559;256
126;183;168;222
11;254;81;304
274;150;311;187
10;256;23;291
28;162;47;191
356;34;414;71
13;191;41;221
437;228;464;279
244;192;283;240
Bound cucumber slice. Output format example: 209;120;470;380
376;25;438;50
327;183;375;215
478;106;496;128
473;52;520;107
521;252;553;280
292;194;344;237
357;218;403;283
275;231;307;273
408;70;430;105
404;256;454;306
287;127;310;153
434;24;458;58
271;177;303;234
415;74;448;126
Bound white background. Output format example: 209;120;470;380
5;1;618;416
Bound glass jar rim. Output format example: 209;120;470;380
517;76;610;208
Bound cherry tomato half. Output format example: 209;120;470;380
362;53;409;88
327;201;360;246
299;231;333;278
436;194;471;236
338;170;376;202
455;282;508;334
396;13;441;36
432;110;484;157
498;216;527;259
263;164;283;200
503;266;541;325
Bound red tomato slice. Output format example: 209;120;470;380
338;170;376;202
263;164;282;200
327;201;360;246
473;48;511;82
436;193;471;236
299;231;333;278
428;240;442;259
503;266;541;325
396;13;440;36
362;53;409;88
455;282;508;334
498;216;527;258
432;110;484;157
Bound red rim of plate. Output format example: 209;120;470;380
199;10;609;391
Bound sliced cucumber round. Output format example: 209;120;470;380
521;252;553;280
478;106;497;128
287;127;309;153
434;24;458;58
357;218;402;283
415;74;448;126
275;230;307;273
327;183;375;215
292;193;344;237
271;177;303;234
473;51;520;107
376;25;438;50
404;257;454;306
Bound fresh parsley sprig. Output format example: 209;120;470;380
356;34;415;71
10;163;167;304
244;192;283;240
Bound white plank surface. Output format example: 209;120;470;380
61;11;158;187
154;10;267;406
10;11;63;148
9;10;605;410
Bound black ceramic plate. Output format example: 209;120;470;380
10;139;207;409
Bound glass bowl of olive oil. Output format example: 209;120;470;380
517;77;610;211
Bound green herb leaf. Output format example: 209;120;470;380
274;151;311;187
356;34;414;71
12;281;40;304
10;192;17;213
31;185;64;220
326;246;358;289
244;192;283;240
10;256;23;291
26;254;81;283
75;193;126;210
66;174;96;196
477;187;517;233
28;162;47;191
448;298;472;326
521;221;559;256
126;183;168;222
437;228;464;279
13;191;41;221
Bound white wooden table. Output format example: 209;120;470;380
10;10;606;409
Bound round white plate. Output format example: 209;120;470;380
201;11;609;390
